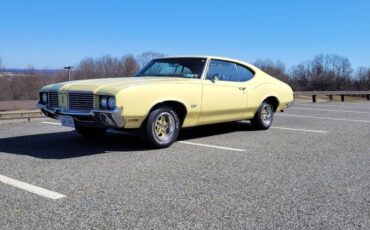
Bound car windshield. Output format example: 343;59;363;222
136;58;207;79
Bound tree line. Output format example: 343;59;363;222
0;52;369;101
254;54;370;91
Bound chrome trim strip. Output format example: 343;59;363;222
37;103;124;128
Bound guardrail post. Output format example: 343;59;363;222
341;95;345;102
328;95;333;102
312;95;316;103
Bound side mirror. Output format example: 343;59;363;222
210;74;219;82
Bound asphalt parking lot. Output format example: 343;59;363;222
0;101;370;229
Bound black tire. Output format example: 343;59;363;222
141;106;180;148
251;101;274;130
75;126;107;139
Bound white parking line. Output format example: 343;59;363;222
271;126;327;133
178;141;246;152
277;114;370;123
296;104;370;110
0;174;65;200
41;121;60;125
291;107;370;114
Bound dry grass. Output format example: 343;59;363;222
0;100;38;111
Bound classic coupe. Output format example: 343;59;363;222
38;56;294;148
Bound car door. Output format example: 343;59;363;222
198;59;251;125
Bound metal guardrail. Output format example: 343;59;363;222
0;110;44;121
294;91;370;103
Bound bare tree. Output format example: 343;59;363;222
137;51;165;68
23;65;44;99
290;62;311;90
0;77;11;100
291;54;353;91
0;59;11;100
254;59;290;83
119;55;139;76
96;55;121;78
8;76;24;100
354;67;370;90
77;57;96;79
76;54;140;79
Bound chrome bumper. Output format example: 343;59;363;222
37;103;124;128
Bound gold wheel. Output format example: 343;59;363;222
153;112;175;144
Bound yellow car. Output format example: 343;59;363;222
38;56;293;148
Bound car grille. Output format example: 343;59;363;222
49;92;59;109
68;92;94;112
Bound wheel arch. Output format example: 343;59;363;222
263;96;280;112
145;100;188;126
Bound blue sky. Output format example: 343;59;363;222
1;0;369;69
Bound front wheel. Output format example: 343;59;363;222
141;106;180;148
75;126;107;139
251;102;274;130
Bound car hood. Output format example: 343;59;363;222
45;77;198;94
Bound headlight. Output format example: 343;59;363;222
100;96;108;109
107;97;116;110
41;93;48;104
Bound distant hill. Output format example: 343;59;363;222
0;68;62;77
2;68;61;75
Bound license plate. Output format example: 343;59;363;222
60;115;75;127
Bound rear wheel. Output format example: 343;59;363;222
251;101;274;130
141;106;180;148
75;126;107;139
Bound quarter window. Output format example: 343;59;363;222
207;60;254;82
235;64;254;82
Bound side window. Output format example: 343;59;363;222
206;60;237;81
234;64;254;82
207;60;254;82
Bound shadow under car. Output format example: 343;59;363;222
0;121;257;159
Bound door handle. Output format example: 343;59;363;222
239;87;246;91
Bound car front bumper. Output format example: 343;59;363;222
37;103;125;128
